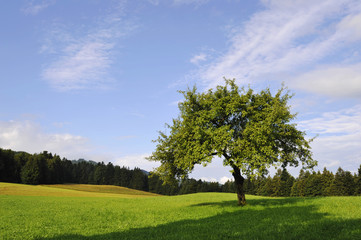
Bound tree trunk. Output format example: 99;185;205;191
232;166;246;206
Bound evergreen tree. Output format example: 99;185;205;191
222;180;235;193
21;155;42;184
113;166;122;186
130;168;148;191
0;149;16;182
120;167;131;187
290;169;310;197
304;171;323;196
290;180;301;197
105;162;115;185
243;178;256;195
278;168;294;197
355;165;361;195
327;167;354;196
258;176;274;196
272;169;282;197
13;152;31;183
343;171;356;196
320;167;334;196
94;162;107;185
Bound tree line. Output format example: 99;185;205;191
1;148;360;197
222;167;361;197
0;148;223;194
0;148;148;191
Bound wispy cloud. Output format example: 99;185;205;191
42;40;115;91
193;0;361;90
190;53;207;65
21;0;55;15
41;2;135;91
299;105;361;171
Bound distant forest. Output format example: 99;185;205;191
1;148;360;197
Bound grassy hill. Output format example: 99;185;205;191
1;182;361;239
0;182;158;198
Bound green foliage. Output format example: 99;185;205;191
221;180;236;193
148;79;315;204
278;168;295;197
355;165;361;195
327;168;356;196
304;172;323;197
20;155;42;185
0;148;150;193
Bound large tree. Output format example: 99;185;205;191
148;79;316;205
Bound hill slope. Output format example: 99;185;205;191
0;182;159;198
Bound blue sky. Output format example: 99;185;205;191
1;0;361;183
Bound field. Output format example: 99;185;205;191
1;182;361;239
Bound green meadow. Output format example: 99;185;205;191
1;182;361;240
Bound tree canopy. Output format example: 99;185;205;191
148;79;317;205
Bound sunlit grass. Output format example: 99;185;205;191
1;182;360;239
0;182;158;198
42;184;159;196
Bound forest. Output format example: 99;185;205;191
1;148;360;197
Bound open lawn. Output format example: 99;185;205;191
1;182;360;239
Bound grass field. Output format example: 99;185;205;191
1;182;361;240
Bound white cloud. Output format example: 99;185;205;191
0;120;91;160
200;177;218;182
193;0;361;89
41;3;135;91
198;176;232;184
190;53;207;65
114;153;160;171
337;13;361;42
219;176;232;184
292;63;361;98
299;105;361;172
21;0;55;15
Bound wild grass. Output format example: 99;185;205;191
0;182;158;198
41;184;159;197
1;182;360;240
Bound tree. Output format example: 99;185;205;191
355;165;361;195
148;79;316;205
130;168;149;191
278;168;295;197
21;155;42;185
0;148;16;182
320;167;334;196
304;171;323;196
258;176;274;196
328;167;355;196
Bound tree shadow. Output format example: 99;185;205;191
191;197;305;208
39;198;361;240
